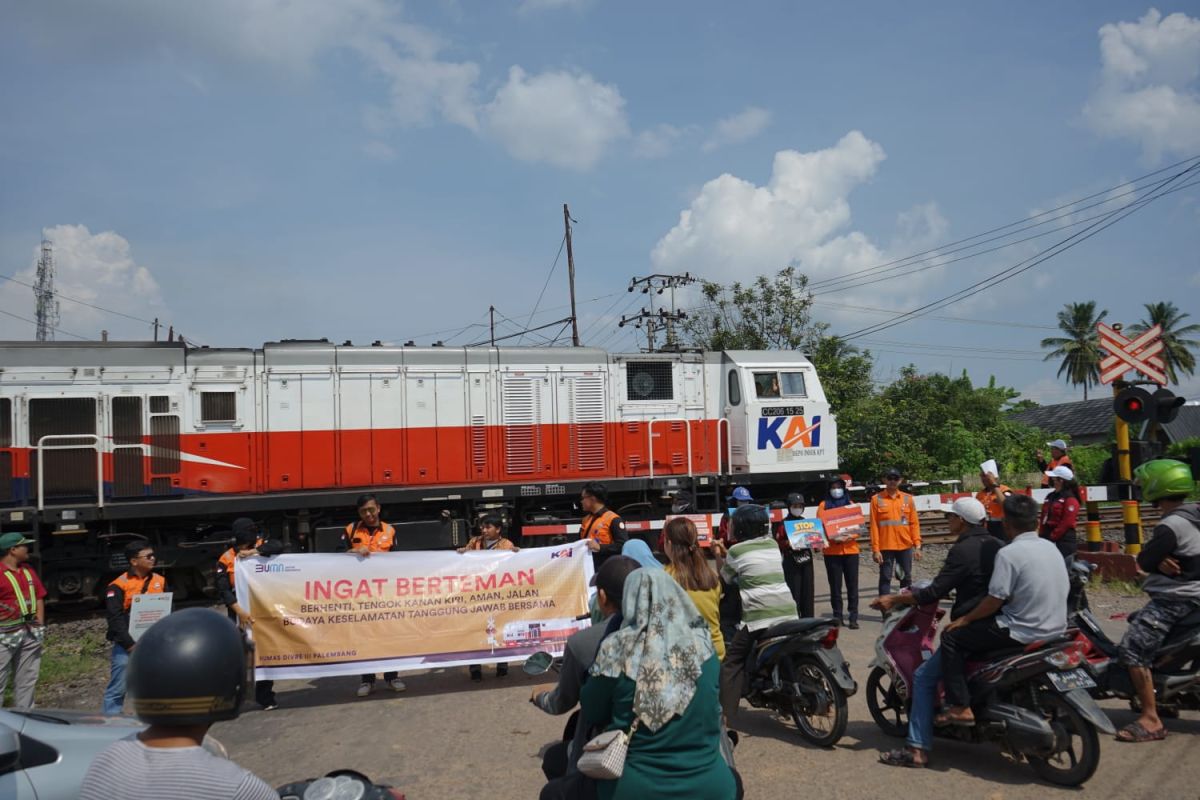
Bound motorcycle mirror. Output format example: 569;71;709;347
523;652;555;676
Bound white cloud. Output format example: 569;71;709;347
702;106;772;152
634;124;686;159
0;225;168;341
482;66;630;170
1191;270;1200;287
1084;8;1200;161
652;131;887;283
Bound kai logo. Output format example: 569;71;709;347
757;415;822;450
550;548;574;559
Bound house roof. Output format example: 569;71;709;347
1160;403;1200;444
1010;398;1114;439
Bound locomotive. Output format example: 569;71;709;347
0;340;839;603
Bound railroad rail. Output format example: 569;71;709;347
912;505;1161;546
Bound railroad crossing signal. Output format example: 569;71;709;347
1097;322;1166;385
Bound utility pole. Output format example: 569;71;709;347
489;305;496;347
33;239;60;341
564;204;580;346
153;317;160;341
622;273;696;350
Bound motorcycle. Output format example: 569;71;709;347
866;590;1114;787
1069;560;1200;716
739;617;855;746
277;769;404;799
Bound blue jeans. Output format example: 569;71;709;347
878;549;913;596
103;644;130;715
906;649;943;752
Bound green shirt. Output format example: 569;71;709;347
720;536;797;630
580;656;736;800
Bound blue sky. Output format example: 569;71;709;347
1;1;1198;403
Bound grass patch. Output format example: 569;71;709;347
39;626;108;687
1095;577;1142;596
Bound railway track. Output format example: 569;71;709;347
915;505;1161;545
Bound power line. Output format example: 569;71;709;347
0;269;161;327
518;234;566;345
839;161;1200;342
0;304;91;340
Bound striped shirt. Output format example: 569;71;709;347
720;536;797;631
79;737;279;800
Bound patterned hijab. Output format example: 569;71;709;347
590;568;715;732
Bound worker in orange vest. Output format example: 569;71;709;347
215;517;285;709
338;494;406;698
103;539;167;715
869;468;922;596
976;468;1013;540
1037;439;1073;488
579;482;627;568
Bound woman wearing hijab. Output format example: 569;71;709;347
621;539;665;571
818;478;861;628
580;569;737;800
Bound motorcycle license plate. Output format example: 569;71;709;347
1047;668;1096;691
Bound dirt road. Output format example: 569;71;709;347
210;558;1199;799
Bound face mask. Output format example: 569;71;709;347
830;488;845;499
790;506;804;517
671;504;687;514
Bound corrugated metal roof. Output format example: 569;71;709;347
1010;398;1114;438
1161;404;1200;443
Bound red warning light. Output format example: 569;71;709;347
1128;399;1142;412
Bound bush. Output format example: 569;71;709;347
1067;444;1110;486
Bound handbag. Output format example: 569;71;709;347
576;718;639;780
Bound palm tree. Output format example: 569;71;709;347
1040;301;1108;400
1130;301;1200;384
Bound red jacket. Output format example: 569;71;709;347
1040;494;1080;542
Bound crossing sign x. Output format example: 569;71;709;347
1097;323;1166;385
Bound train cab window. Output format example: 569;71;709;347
780;372;807;398
727;370;741;406
753;372;780;398
200;392;237;423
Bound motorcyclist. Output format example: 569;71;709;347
874;497;1002;768
1115;459;1200;743
531;555;640;799
718;503;798;722
79;607;278;799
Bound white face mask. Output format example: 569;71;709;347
790;506;804;516
671;504;687;514
830;488;845;499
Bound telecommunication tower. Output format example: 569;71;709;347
34;239;60;341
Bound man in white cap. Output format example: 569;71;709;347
1037;439;1072;488
875;497;1003;768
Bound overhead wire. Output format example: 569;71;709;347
0;305;91;340
838;161;1200;342
518;234;567;345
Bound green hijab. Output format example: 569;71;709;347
590;568;715;732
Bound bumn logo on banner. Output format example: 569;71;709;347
1097;323;1166;385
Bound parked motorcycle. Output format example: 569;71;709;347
866;591;1114;787
1069;560;1200;716
739;617;855;746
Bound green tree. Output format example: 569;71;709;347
684;266;826;351
1129;301;1200;384
807;336;875;413
1040;301;1108;400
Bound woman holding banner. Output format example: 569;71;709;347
817;478;861;629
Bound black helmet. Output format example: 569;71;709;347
732;503;770;540
786;492;805;506
127;607;249;726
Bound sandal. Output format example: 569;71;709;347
934;709;976;727
879;748;927;768
1115;722;1167;742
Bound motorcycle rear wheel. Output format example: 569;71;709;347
866;666;909;738
1027;694;1101;787
787;656;848;747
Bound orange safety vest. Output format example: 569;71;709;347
465;536;516;551
345;521;396;552
580;509;620;545
975;485;1012;523
217;538;264;593
108;572;167;611
817;502;861;556
1041;455;1073;487
869;491;921;553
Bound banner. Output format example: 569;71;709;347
236;541;594;680
819;505;867;543
783;519;827;550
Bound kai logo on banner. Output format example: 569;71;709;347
757;415;822;450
